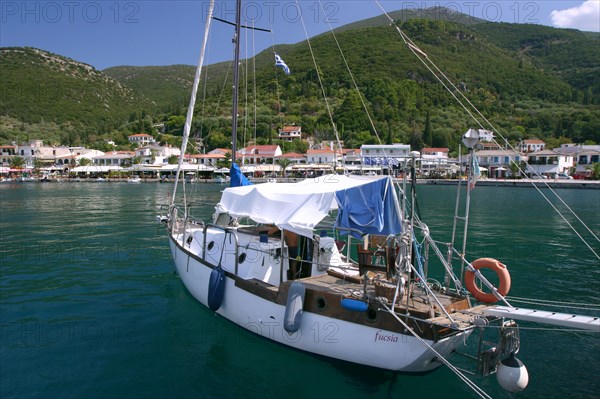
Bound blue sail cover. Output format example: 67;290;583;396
334;177;401;238
230;163;252;187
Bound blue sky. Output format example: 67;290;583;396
1;1;599;70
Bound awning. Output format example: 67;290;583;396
216;174;401;238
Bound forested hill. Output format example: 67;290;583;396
1;7;599;150
0;47;153;144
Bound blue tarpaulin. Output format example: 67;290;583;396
334;177;401;238
230;163;252;187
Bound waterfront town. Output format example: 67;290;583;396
1;127;599;182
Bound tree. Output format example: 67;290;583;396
423;110;432;147
167;155;179;165
586;163;600;180
509;160;521;179
276;158;291;178
78;157;92;166
10;157;25;169
33;158;43;173
132;156;142;165
216;152;231;169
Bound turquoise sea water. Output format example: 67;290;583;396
1;182;598;399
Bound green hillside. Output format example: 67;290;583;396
168;17;599;150
103;64;196;112
1;8;599;151
0;47;153;144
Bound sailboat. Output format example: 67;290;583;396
161;1;599;396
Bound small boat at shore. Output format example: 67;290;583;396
127;176;141;183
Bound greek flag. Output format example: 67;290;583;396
274;53;290;75
470;154;481;191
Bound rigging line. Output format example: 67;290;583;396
171;0;215;205
373;1;485;131
295;0;339;145
243;23;250;150
211;61;233;119
197;29;212;149
373;0;600;256
419;41;599;246
380;303;493;399
252;20;258;150
491;136;599;245
316;0;378;170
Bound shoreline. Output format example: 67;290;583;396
2;177;599;189
417;178;600;189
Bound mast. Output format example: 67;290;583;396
231;0;242;165
170;0;215;205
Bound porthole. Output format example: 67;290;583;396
316;297;327;311
186;235;193;245
366;308;377;322
207;241;215;251
238;253;247;264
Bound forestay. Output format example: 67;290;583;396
216;174;402;238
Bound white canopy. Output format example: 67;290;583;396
216;174;400;238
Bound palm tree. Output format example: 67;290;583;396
78;158;92;166
33;158;44;174
586;162;600;180
10;156;25;169
509;160;520;179
276;158;291;178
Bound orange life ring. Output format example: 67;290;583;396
464;257;511;303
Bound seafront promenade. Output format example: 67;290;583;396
2;177;599;189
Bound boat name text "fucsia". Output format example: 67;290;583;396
374;330;398;343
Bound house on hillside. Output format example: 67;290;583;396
278;125;302;142
518;139;545;153
128;134;155;147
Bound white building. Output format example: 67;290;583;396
525;149;573;177
92;152;135;167
573;150;600;177
278;125;302;142
135;144;180;164
306;148;339;164
128;134;155;147
473;149;525;177
518;139;545;153
360;144;411;168
240;145;282;164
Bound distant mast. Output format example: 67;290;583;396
230;0;242;165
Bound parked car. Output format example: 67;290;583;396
555;173;573;180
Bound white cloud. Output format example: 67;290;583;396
550;0;600;31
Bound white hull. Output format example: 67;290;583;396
169;231;471;372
